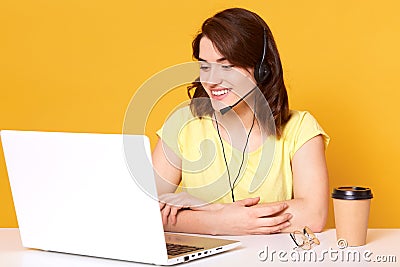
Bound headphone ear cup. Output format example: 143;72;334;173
254;62;270;84
255;27;270;85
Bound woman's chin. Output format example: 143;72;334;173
210;100;229;113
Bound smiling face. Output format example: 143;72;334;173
198;37;257;112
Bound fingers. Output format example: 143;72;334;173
159;201;166;210
169;207;179;225
256;213;293;228
161;204;171;225
160;204;183;225
245;202;292;234
251;220;292;235
160;192;205;226
253;202;288;217
249;209;292;234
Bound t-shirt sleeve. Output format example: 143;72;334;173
288;111;330;159
155;106;194;156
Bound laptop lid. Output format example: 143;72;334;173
1;130;168;265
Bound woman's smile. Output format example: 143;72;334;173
209;87;232;100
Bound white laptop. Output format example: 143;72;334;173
0;130;240;265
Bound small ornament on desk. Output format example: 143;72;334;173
289;226;320;250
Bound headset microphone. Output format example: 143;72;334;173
219;85;257;115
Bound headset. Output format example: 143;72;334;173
219;27;270;115
254;28;270;85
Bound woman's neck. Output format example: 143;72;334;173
231;95;257;131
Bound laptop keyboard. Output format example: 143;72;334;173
166;243;204;256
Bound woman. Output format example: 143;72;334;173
152;8;330;235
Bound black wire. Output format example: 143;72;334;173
214;112;234;201
213;98;257;202
232;109;256;189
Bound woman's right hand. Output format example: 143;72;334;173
208;197;292;235
159;192;213;226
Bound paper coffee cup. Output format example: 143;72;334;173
332;186;373;247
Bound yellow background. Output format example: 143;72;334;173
1;0;399;228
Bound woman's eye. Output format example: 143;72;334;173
200;65;211;71
221;64;234;70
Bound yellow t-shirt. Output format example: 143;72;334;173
157;106;329;204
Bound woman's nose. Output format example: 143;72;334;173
200;64;223;86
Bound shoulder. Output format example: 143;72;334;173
282;110;330;158
157;105;211;143
167;105;195;122
158;106;196;133
156;106;193;142
283;110;319;134
167;106;212;132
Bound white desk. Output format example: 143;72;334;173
0;228;398;266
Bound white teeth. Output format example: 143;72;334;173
211;89;229;96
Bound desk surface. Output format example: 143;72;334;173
0;228;398;266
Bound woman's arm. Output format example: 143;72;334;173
152;138;182;195
279;134;329;233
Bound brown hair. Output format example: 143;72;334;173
187;8;291;138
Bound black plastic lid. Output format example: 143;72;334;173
332;186;373;200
